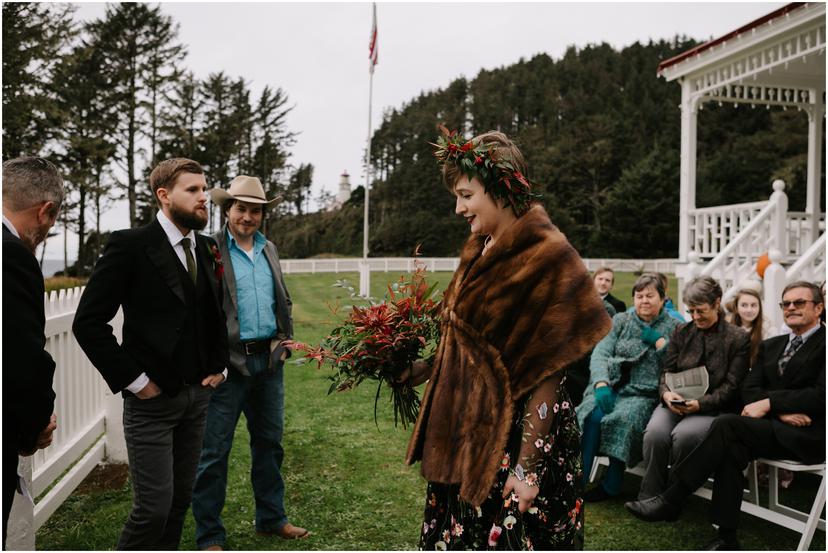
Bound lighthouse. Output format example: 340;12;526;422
336;170;351;206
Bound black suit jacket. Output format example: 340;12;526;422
741;326;825;464
605;292;626;314
2;224;56;453
72;220;228;396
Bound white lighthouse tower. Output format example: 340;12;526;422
335;170;351;207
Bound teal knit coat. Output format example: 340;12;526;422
576;309;682;466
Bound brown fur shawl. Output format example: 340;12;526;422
405;204;612;506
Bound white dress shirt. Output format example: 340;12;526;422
126;212;226;393
2;214;21;239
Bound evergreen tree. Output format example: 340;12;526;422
2;2;75;159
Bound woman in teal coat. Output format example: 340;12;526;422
576;274;682;501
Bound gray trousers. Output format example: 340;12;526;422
117;384;212;550
638;405;716;500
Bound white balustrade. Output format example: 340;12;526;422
699;181;788;299
688;200;769;259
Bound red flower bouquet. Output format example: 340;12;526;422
292;258;441;428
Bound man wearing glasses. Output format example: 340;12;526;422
626;280;825;551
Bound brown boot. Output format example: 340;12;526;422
257;522;310;540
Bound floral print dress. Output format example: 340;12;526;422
419;372;583;550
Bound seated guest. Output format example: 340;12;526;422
637;277;750;501
726;287;778;366
625;281;825;550
649;272;686;322
593;266;626;313
577;274;682;501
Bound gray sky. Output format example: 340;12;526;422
50;1;784;260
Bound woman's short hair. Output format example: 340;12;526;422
442;130;527;192
683;276;723;306
149;158;203;206
2;156;65;216
632;274;665;299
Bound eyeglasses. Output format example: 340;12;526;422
779;299;817;310
686;307;713;316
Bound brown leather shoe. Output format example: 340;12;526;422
257;522;310;540
201;546;223;551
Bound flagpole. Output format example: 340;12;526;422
360;3;377;298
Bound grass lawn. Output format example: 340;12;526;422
37;271;824;550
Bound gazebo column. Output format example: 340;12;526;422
805;88;824;246
678;79;698;262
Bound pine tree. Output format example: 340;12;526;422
2;2;75;159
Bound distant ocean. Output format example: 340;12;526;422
41;259;76;278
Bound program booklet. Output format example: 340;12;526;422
665;365;709;400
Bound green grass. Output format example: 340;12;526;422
36;272;824;550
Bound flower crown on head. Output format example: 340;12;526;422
430;125;541;215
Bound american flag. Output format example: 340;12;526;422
369;3;378;73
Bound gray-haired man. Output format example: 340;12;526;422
2;157;64;546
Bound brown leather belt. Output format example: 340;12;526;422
242;338;271;356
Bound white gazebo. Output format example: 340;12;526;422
658;2;826;328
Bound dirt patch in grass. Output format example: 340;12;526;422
75;463;129;494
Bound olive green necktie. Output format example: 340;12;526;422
181;237;197;285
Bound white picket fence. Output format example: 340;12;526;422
7;287;125;551
279;257;678;275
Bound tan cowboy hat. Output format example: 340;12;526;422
208;175;282;206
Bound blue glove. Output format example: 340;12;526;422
594;385;615;414
641;326;663;347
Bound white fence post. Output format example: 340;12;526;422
764;249;787;332
104;391;127;463
6;457;35;551
770;180;788;255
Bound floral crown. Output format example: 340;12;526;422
431;125;541;215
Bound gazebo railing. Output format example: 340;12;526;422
688;200;769;259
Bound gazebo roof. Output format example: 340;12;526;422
657;3;806;75
657;2;824;108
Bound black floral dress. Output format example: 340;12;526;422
418;372;584;550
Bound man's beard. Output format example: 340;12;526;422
21;223;51;253
169;202;208;231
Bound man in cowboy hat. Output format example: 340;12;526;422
192;175;308;550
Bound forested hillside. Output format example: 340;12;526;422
276;38;813;258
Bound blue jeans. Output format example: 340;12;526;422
192;352;287;548
581;391;625;495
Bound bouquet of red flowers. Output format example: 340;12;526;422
293;259;441;428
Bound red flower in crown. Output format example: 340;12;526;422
210;244;224;280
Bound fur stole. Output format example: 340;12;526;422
405;204;612;506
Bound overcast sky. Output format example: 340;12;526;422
49;0;784;260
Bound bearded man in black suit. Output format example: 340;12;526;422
625;280;825;550
2;157;65;548
73;158;229;550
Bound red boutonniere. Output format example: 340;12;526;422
210;244;224;280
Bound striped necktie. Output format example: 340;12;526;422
777;335;803;376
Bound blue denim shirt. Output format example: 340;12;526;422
227;229;277;341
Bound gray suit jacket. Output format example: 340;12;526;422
215;225;293;376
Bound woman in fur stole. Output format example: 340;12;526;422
403;128;612;550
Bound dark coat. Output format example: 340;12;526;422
741;326;825;464
73;220;229;396
659;318;751;413
405;204;612;506
214;226;293;375
605;292;626;314
2;224;56;453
